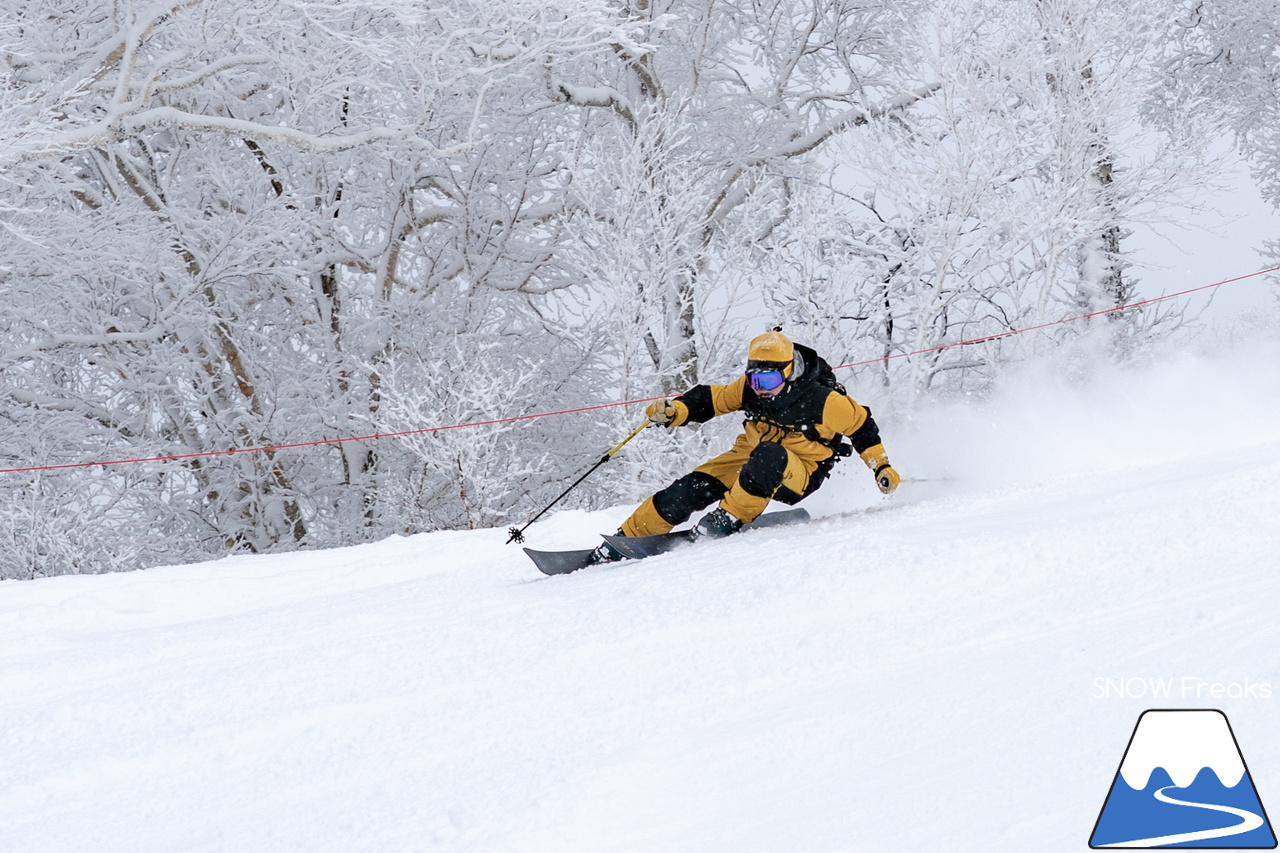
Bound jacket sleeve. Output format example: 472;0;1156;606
676;377;747;423
822;394;883;453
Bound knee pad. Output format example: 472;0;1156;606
653;471;727;525
776;453;837;505
739;441;789;498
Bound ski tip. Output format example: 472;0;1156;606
523;546;598;576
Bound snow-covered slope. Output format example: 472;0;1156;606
3;337;1280;853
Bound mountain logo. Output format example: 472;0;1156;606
1090;709;1276;848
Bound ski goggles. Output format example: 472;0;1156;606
747;369;787;392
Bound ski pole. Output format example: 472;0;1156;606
506;420;652;544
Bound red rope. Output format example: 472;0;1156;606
834;266;1280;370
0;397;668;476
3;265;1277;476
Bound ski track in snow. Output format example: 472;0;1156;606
1099;785;1265;848
2;343;1280;852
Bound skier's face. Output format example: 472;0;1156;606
753;382;785;398
747;368;787;397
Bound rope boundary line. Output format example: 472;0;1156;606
3;265;1277;476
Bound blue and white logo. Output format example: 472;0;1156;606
1090;709;1276;848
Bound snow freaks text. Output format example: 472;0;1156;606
1093;677;1274;701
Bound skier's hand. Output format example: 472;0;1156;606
859;443;899;494
646;398;689;428
873;464;900;494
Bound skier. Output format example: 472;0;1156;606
595;329;899;562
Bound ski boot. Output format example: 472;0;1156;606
694;507;743;539
590;531;629;564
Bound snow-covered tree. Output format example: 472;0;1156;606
0;0;1264;576
1162;0;1280;272
546;0;934;390
766;0;1223;398
0;0;645;573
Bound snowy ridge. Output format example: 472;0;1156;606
1117;710;1246;790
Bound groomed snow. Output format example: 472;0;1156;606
3;331;1280;852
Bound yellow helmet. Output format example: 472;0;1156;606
747;328;794;370
746;328;796;391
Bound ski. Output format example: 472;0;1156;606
522;546;600;576
602;508;811;561
523;508;811;575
